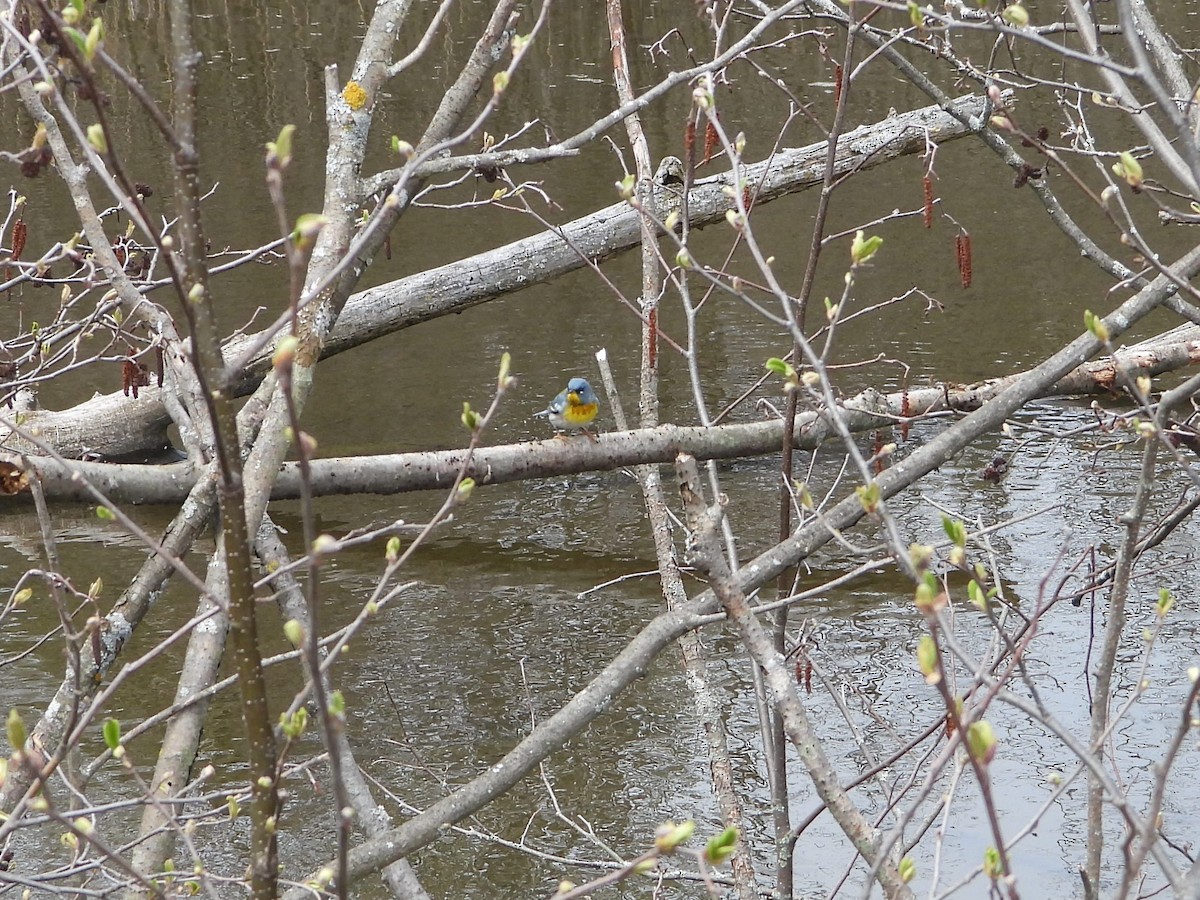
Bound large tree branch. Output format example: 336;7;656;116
238;92;992;370
1;93;993;461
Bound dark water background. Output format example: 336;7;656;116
3;1;1200;896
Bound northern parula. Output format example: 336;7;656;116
535;376;599;436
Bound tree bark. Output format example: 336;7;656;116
7;323;1200;504
2;94;995;461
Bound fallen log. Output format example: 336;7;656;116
6;322;1197;504
2;93;995;460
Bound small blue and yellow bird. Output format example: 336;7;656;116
535;376;599;437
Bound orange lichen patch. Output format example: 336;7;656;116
342;80;367;111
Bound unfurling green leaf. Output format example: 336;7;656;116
704;826;739;865
266;124;296;169
764;357;793;377
914;573;946;613
291;214;329;252
283;619;304;647
391;136;414;159
795;480;814;510
855;481;881;514
272;335;299;371
983;846;1003;879
941;515;966;548
764;356;799;390
7;708;27;750
1083;309;1110;342
102;717;121;751
1001;3;1029;26
279;707;308;740
311;534;338;557
84;17;104;60
86;123;107;155
497;351;514;389
917;634;940;683
968;579;987;610
328;690;346;716
967;719;997;764
461;402;481;431
653;819;695;853
850;230;883;264
1112;150;1143;188
457;477;476;501
1157;588;1174;618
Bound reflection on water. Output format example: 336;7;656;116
9;402;1198;897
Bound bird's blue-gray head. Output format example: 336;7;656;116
567;377;591;393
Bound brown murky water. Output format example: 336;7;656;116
4;1;1200;897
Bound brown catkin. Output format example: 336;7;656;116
922;176;934;228
955;232;973;288
121;359;150;399
11;219;26;261
702;118;718;165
